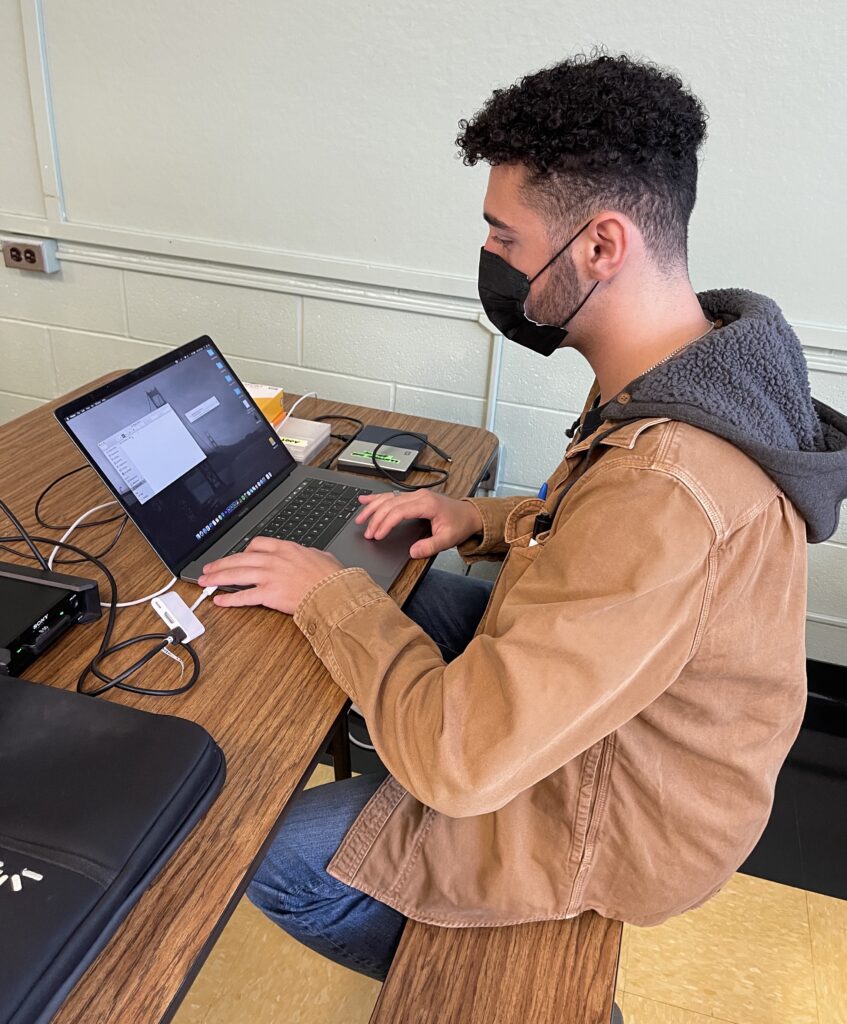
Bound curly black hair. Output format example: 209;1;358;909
456;51;708;267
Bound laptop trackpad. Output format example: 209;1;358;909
330;517;428;585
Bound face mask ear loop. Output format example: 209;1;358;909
528;220;593;285
557;279;600;329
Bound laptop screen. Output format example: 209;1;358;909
56;337;296;574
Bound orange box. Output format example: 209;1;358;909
244;383;286;427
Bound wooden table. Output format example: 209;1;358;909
0;378;498;1023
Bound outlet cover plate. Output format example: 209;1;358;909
2;237;60;273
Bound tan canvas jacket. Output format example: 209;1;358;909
293;380;809;928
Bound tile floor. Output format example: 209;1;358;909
173;765;382;1024
174;765;847;1024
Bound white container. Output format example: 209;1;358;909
274;417;331;463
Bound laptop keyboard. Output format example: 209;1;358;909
233;478;373;554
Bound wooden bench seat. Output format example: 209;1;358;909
369;912;622;1023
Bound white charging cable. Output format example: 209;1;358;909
108;575;177;608
190;585;218;612
47;499;177;608
349;734;377;752
47;500;115;570
348;703;376;751
277;391;318;427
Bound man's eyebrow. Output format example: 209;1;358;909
483;211;515;232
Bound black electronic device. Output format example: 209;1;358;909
0;562;101;677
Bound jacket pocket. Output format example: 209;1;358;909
565;733;616;916
495;531;547;593
503;498;546;546
473;529;547;637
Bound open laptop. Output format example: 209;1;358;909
54;336;427;590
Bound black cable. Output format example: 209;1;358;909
27;463;131;564
0;497;49;570
35;465;125;530
59;514;129;564
314;415;365;469
0;513;130;566
369;431;452;491
87;629;199;697
313;420;451;488
313;411;362;436
0;531;200;698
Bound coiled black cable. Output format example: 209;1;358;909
0;529;200;698
369;431;452;490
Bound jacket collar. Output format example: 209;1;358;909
566;416;670;458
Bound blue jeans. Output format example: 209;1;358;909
247;568;494;981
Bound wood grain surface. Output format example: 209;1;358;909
0;377;498;1024
370;913;622;1024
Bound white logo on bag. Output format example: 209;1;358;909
0;860;43;893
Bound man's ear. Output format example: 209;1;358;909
580;211;634;281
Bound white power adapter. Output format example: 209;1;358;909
151;592;206;642
275;417;331;462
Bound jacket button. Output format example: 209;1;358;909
306;622;316;635
617;392;631;405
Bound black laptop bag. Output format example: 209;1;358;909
0;676;225;1024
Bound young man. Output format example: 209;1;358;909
199;53;847;982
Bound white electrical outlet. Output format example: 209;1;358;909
1;236;60;273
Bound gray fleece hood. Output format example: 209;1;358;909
600;288;847;543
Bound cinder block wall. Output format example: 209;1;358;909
1;259;844;671
1;1;845;663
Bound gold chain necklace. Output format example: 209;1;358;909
641;319;718;377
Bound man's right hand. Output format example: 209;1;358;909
355;489;484;559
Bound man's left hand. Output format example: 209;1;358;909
197;536;343;614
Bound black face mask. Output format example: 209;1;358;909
477;220;599;357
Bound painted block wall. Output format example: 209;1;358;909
0;0;844;663
1;258;845;664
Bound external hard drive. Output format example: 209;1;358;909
336;427;427;481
